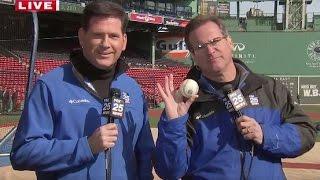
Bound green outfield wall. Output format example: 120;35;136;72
230;32;320;75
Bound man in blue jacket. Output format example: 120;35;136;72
155;15;316;179
10;1;154;179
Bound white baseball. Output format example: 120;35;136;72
179;79;199;98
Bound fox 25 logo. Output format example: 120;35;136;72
102;98;125;119
110;98;125;119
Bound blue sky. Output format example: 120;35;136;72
228;0;319;21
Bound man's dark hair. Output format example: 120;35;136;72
184;15;229;53
81;1;128;33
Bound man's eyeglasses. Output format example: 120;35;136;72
193;36;227;51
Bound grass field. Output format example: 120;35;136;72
0;115;19;126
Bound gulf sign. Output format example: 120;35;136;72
156;36;190;61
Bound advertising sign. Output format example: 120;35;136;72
155;35;190;61
218;2;230;15
271;76;298;103
163;18;189;27
59;1;84;13
231;32;320;75
299;77;320;105
0;0;14;5
129;12;163;24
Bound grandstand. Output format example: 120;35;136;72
126;66;189;106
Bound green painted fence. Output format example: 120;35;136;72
230;32;320;75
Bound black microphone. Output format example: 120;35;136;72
221;84;247;119
222;84;256;162
102;88;125;123
102;88;125;180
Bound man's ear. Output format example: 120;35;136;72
189;51;197;65
226;36;234;50
78;28;85;48
190;50;195;59
122;33;127;51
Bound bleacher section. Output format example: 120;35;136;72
124;57;188;68
122;50;150;67
0;54;190;109
0;56;28;111
15;51;69;61
0;57;27;72
123;1;193;19
0;55;69;111
126;67;189;106
2;38;78;62
123;49;190;68
35;59;69;74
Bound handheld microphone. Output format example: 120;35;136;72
109;88;125;122
102;88;125;123
222;84;256;160
102;88;125;180
221;84;247;119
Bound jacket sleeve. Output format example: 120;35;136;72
135;98;155;180
261;80;316;158
155;112;191;179
10;81;94;172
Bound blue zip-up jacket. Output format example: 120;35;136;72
155;60;316;180
10;63;155;180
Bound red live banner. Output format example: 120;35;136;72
15;0;59;12
129;12;163;24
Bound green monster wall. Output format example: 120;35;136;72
230;31;320;75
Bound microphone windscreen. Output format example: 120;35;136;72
221;84;233;94
110;88;121;98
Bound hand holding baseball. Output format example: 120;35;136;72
156;74;198;120
178;79;199;98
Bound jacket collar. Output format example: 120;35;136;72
69;49;128;99
186;58;268;102
70;49;128;80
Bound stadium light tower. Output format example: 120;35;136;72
285;0;306;30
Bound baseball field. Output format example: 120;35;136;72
0;105;319;179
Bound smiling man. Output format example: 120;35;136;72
10;1;154;180
155;15;316;179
